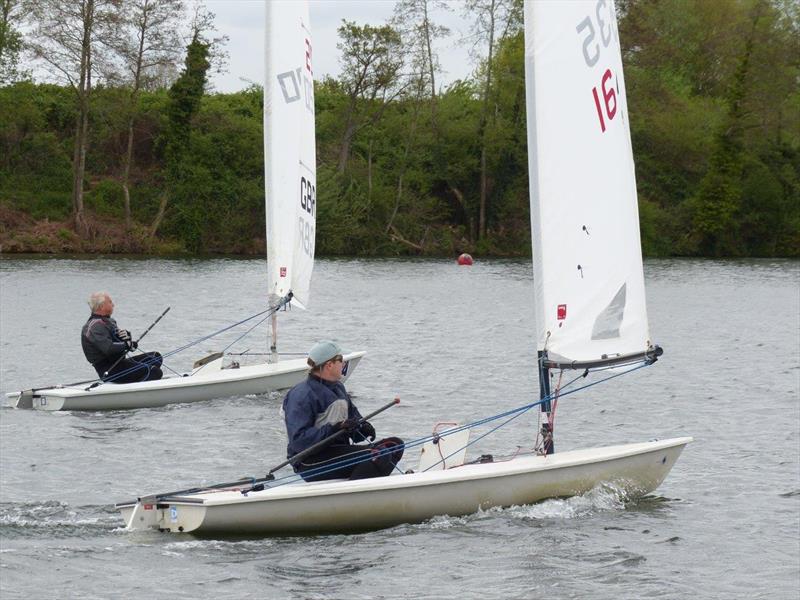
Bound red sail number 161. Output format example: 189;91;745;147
592;68;617;132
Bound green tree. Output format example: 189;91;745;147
689;1;761;255
155;27;209;248
463;0;522;241
334;21;404;174
114;0;184;229
0;0;24;84
26;0;122;237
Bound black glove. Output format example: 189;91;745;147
358;421;376;441
337;418;359;432
117;329;132;342
126;340;138;351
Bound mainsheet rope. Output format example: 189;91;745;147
235;360;654;492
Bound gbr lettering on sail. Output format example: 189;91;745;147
276;37;315;258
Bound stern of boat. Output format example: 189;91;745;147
7;390;67;411
6;391;29;409
118;497;208;533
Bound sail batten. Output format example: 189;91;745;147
524;0;651;366
265;2;316;310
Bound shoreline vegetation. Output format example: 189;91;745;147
1;0;798;258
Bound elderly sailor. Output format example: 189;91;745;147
282;340;403;481
81;291;163;383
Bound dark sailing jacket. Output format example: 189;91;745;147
283;375;364;458
81;314;127;367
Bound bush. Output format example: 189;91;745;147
84;179;124;218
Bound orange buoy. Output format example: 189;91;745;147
457;253;473;266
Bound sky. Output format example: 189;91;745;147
206;0;476;92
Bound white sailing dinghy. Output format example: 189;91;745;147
7;0;364;412
117;0;690;535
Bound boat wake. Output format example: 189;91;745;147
505;482;631;520
159;538;281;555
0;501;119;539
417;483;636;531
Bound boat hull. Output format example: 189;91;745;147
118;437;692;536
7;352;365;411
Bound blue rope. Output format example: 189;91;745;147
256;360;653;488
157;306;276;361
222;312;273;354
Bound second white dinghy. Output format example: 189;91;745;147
9;351;365;412
116;0;691;537
7;0;364;411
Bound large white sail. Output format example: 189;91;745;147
265;0;315;309
524;0;651;366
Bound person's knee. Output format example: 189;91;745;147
375;437;404;464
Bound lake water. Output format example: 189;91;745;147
0;257;798;599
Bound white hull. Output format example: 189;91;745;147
118;437;691;536
7;352;365;412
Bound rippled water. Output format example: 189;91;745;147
1;257;798;599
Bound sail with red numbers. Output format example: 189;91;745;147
525;0;652;370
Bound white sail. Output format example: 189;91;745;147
524;0;651;366
265;0;316;309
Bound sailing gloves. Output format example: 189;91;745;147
358;421;376;441
117;329;132;342
338;418;360;432
117;329;137;352
337;419;376;442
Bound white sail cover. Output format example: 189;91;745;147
265;0;315;309
524;0;651;365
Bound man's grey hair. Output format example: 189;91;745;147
88;291;109;312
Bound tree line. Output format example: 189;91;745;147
0;0;797;257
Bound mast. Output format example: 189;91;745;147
265;0;277;363
537;351;553;455
270;312;278;363
524;1;553;455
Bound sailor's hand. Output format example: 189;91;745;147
358;421;376;441
337;418;359;432
118;329;132;342
126;340;138;351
